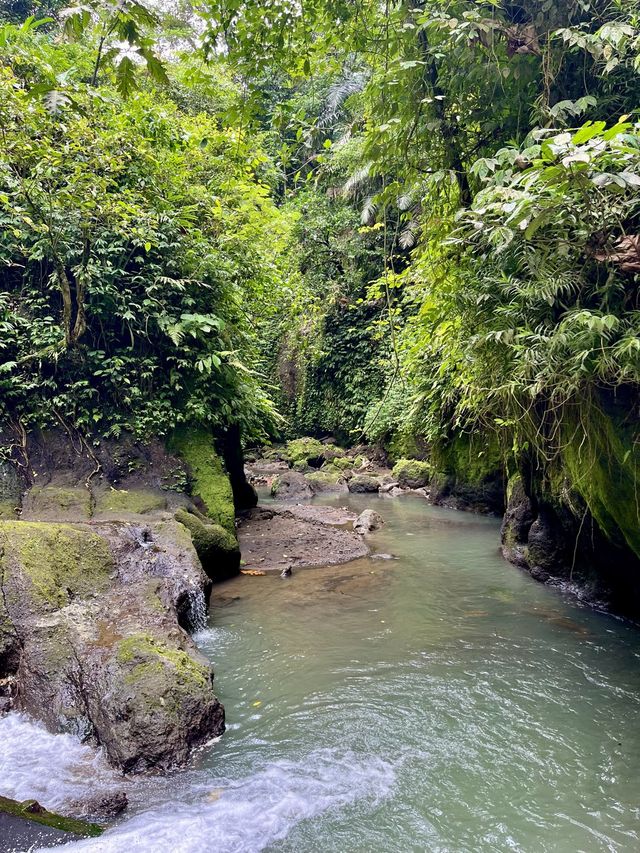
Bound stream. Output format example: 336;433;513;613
2;493;640;852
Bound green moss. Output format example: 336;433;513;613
306;469;345;487
327;457;352;471
25;486;92;521
0;795;102;838
117;633;209;689
391;459;431;488
284;437;325;465
0;501;18;519
0;522;113;609
169;427;235;535
431;433;504;485
175;508;237;554
174;508;239;579
561;408;640;558
95;488;167;516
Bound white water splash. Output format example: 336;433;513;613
0;714;121;811
46;750;395;853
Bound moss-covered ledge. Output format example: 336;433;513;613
169;427;236;535
0;795;102;838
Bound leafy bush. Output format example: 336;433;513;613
0;23;289;441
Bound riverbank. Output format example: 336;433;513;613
245;438;640;620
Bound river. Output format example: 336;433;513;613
2;493;639;852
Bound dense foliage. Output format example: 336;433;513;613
202;0;640;555
0;11;289;441
1;0;639;560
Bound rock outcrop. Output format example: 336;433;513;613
0;428;240;773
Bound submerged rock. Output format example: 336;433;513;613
354;509;384;534
69;791;128;820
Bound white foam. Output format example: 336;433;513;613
0;714;121;811
48;749;395;853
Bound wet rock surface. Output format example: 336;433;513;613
237;505;369;572
354;509;384;534
0;429;231;774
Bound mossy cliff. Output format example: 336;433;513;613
170;427;236;535
498;400;640;612
560;408;639;561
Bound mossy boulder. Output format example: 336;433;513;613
21;485;92;521
270;471;313;500
329;456;353;472
94;488;167;517
0;521;113;611
169;427;236;535
305;469;348;494
392;459;431;489
322;446;347;463
348;474;381;493
175;508;240;581
284;437;326;468
0;515;225;773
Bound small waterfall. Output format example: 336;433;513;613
177;585;208;633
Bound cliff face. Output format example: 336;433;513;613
0;427;250;772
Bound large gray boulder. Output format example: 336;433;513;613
0;517;225;773
348;475;381;494
270;470;313;501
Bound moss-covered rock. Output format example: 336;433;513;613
392;459;431;489
329;456;353;472
305;469;347;493
284;437;326;467
501;474;535;567
0;522;113;610
348;474;380;493
174;508;240;581
169;427;236;535
117;633;210;689
22;485;92;521
94;488;167;517
0;795;102;839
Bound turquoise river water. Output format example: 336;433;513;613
1;493;639;852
